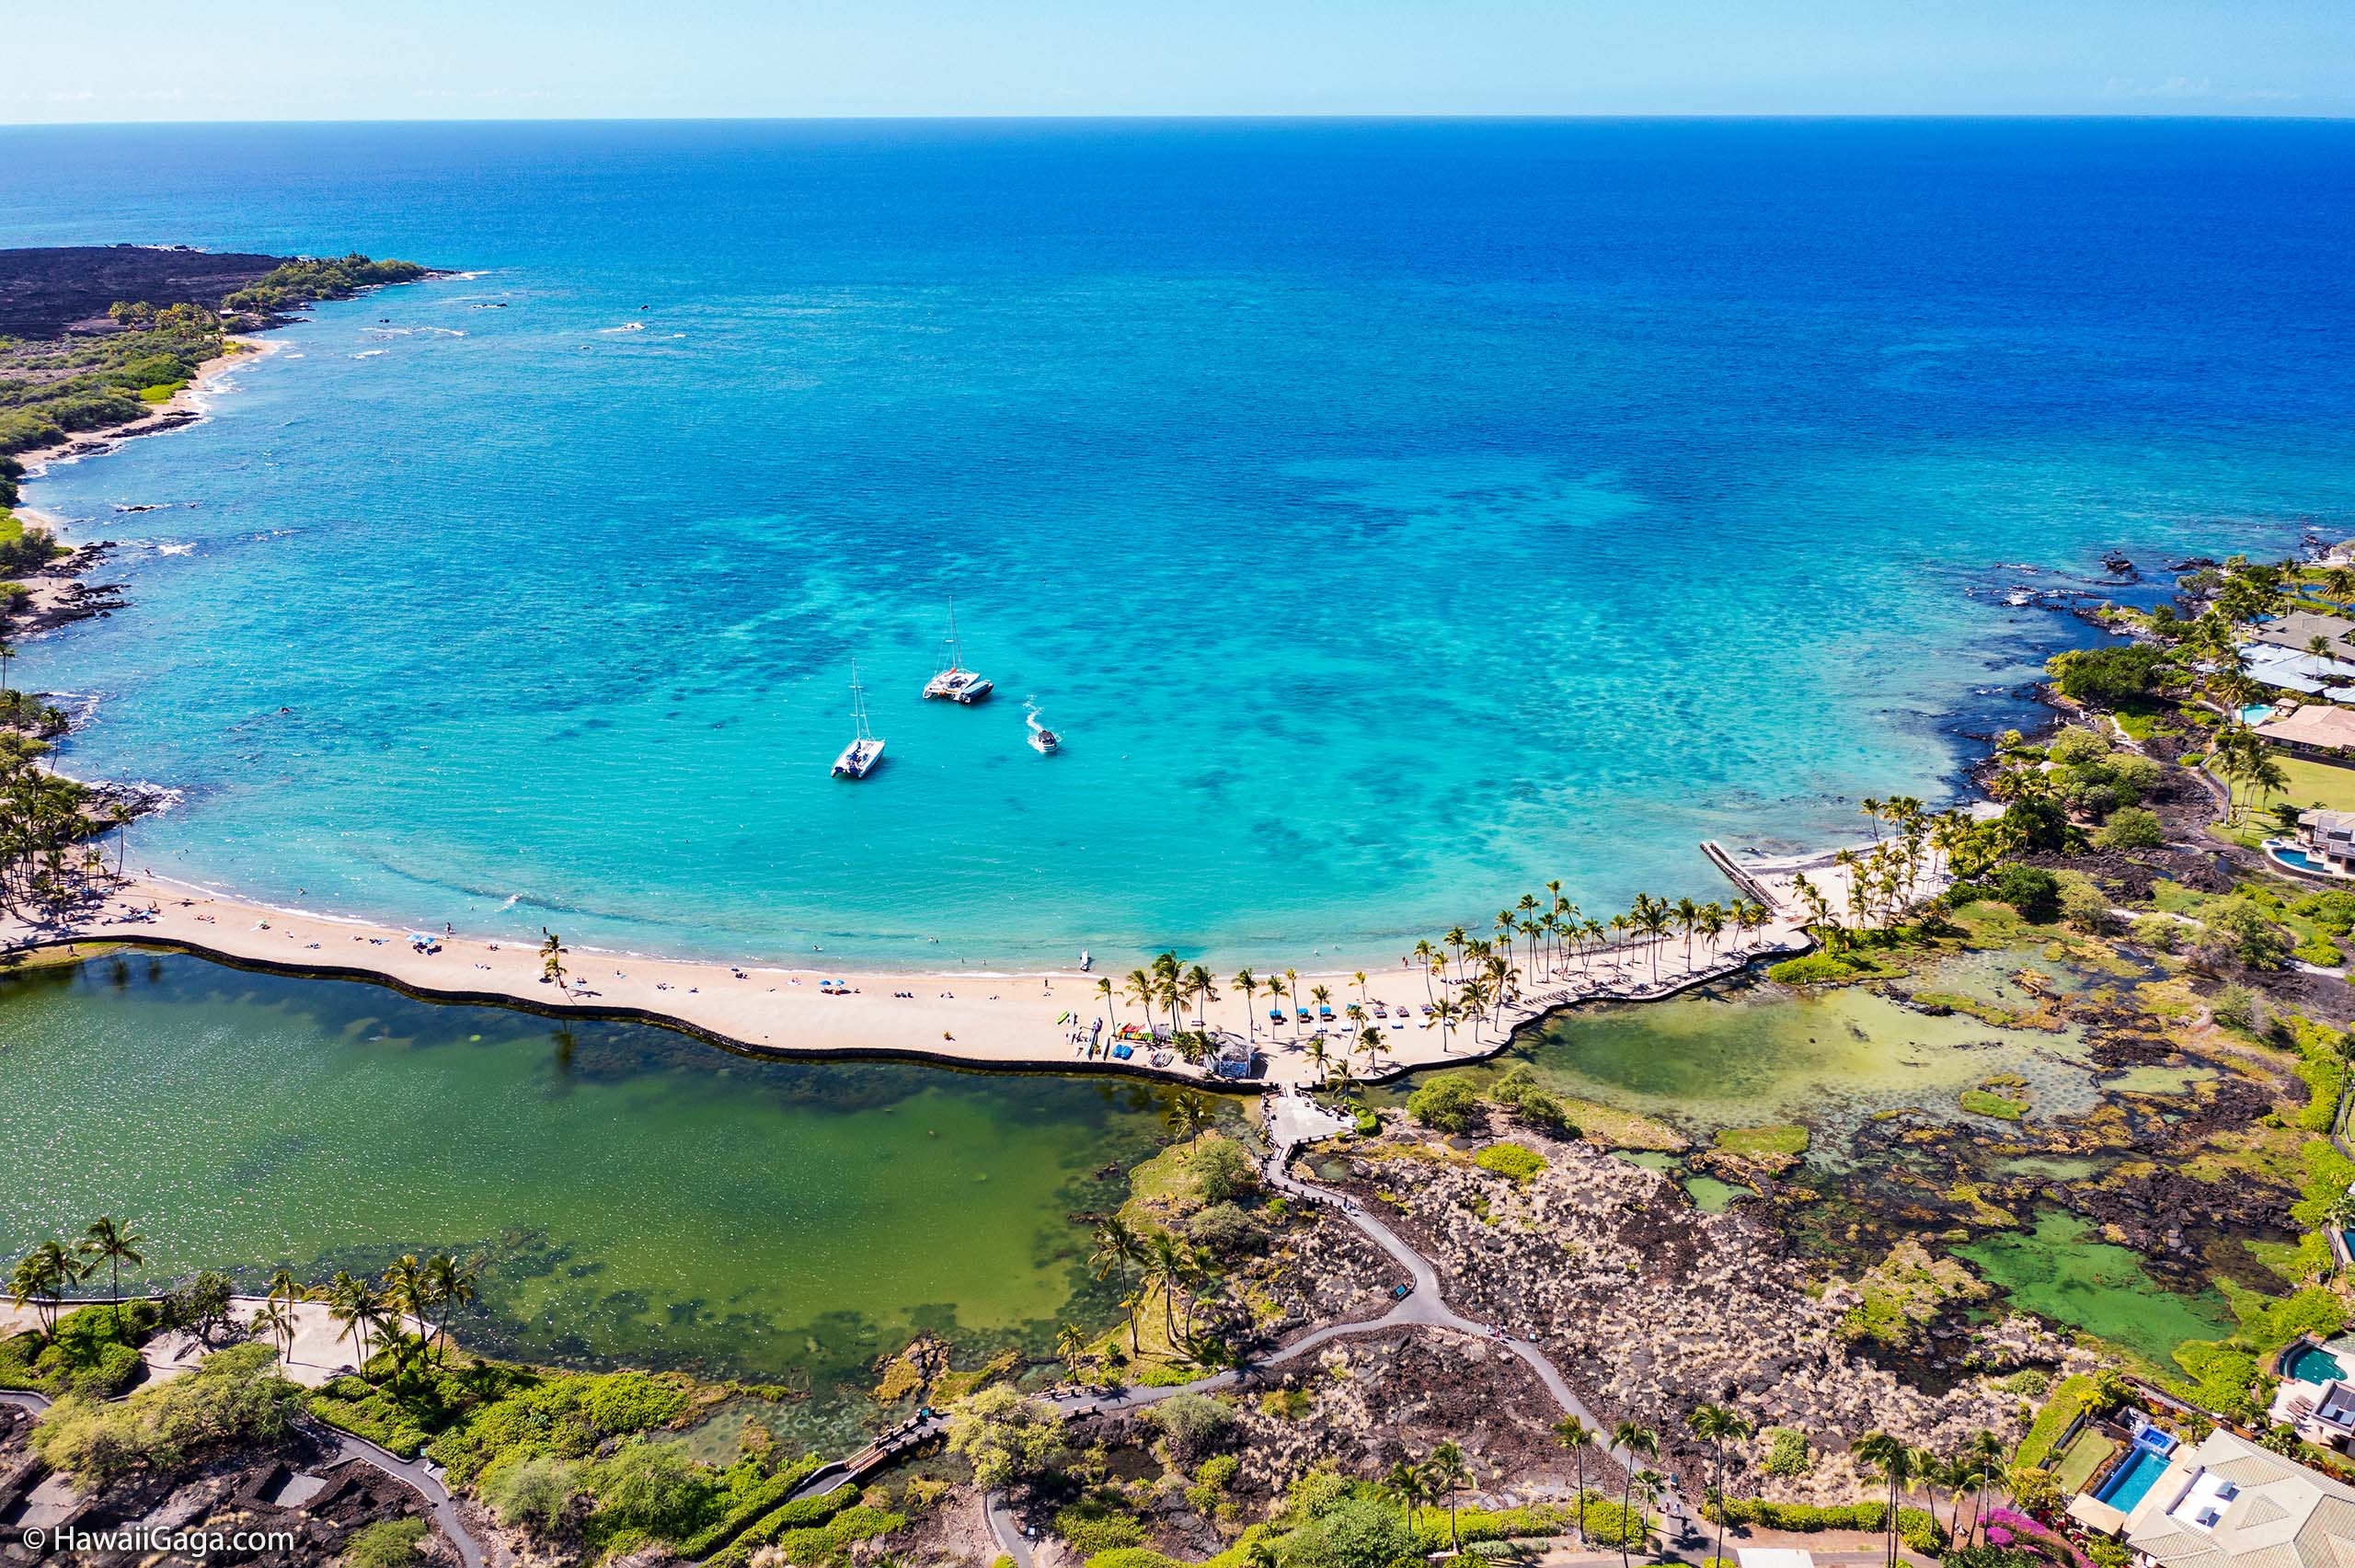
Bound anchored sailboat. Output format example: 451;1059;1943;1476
921;599;994;704
832;661;886;779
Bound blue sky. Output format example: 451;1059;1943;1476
6;0;2348;121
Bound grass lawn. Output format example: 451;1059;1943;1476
2054;1430;2119;1493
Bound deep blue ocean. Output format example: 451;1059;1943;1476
3;120;2350;967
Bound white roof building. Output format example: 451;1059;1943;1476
2115;1429;2355;1568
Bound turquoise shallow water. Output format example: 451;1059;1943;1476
5;120;2352;966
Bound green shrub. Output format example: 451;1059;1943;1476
1993;865;2062;923
2294;891;2355;935
33;1342;300;1488
1407;1075;1481;1133
1055;1498;1147;1556
1709;1499;1943;1553
339;1517;429;1567
1768;951;1875;986
586;1437;718;1541
2096;807;2164;851
478;1452;584;1534
1761;1427;1810;1478
1473;1143;1548;1183
1281;1496;1415;1568
1151;1391;1236;1464
2295;935;2346;968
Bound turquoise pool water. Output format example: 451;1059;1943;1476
2096;1444;2174;1512
2271;843;2338;876
9;121;2352;966
2283;1342;2349;1385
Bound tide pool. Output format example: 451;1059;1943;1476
5;120;2352;965
0;953;1195;1445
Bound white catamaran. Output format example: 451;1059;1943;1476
921;599;994;704
832;661;886;779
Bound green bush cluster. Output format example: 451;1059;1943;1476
1761;1427;1811;1478
1407;1075;1480;1133
339;1517;430;1568
0;1303;160;1399
1767;951;1881;986
709;1498;903;1568
1491;1064;1577;1136
222;255;429;314
1708;1499;1944;1553
32;1342;301;1488
1055;1496;1149;1555
1473;1142;1548;1182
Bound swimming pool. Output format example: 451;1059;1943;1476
2096;1445;2175;1513
2284;1342;2350;1385
2244;704;2281;726
2268;841;2344;878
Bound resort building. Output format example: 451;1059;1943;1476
2241;644;2355;702
2255;705;2355;761
2069;1426;2355;1568
2270;1339;2355;1449
2250;612;2355;662
2295;812;2355;876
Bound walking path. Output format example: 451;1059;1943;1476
798;1093;1692;1540
0;1386;493;1568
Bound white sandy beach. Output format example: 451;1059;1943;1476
1;851;1890;1088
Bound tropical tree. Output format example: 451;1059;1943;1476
325;1270;392;1379
1091;1217;1145;1293
1613;1421;1660;1568
1687;1402;1753;1563
1166;1091;1214;1148
1234;969;1258;1043
1096;974;1116;1024
1851;1431;1916;1567
250;1295;298;1360
539;930;566;988
420;1253;478;1362
1427;1440;1471;1551
1056;1323;1091;1379
78;1217;144;1333
1630;1470;1668;1562
1381;1457;1432;1529
6;1241;85;1336
1554;1415;1595;1543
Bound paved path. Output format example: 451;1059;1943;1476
800;1093;1690;1539
0;1386;492;1568
985;1487;1037;1568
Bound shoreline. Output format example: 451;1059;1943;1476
0;852;1877;1090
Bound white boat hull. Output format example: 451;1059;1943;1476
833;738;886;778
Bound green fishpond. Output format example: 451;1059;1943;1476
1957;1211;2234;1366
0;953;1201;1445
1409;949;2109;1162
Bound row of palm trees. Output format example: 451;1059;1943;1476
0;730;134;919
6;1222;484;1388
1087;886;1783;1061
1082;1214;1232;1362
256;1253;486;1384
6;1217;147;1335
1378;1439;1476;1549
1543;1402;2011;1568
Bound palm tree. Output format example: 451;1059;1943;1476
1381;1458;1432;1530
1851;1432;1915;1568
1613;1422;1660;1568
1554;1415;1596;1544
539;930;566;988
1185;965;1218;1030
7;1241;84;1336
1311;983;1332;1024
1096;975;1116;1024
1629;1470;1668;1562
1687;1403;1753;1563
421;1253;478;1362
1961;1429;2004;1546
1166;1090;1213;1148
1305;1034;1330;1083
1283;969;1300;1036
1118;1290;1144;1356
1427;1440;1471;1551
1266;975;1289;1034
381;1254;431;1379
0;639;14;697
78;1217;144;1335
251;1295;298;1360
1353;969;1369;1007
1124;967;1156;1029
1091;1217;1145;1294
1055;1324;1091;1379
1411;940;1439;1002
1359;1024;1389;1077
1234;969;1258;1043
326;1271;392;1379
